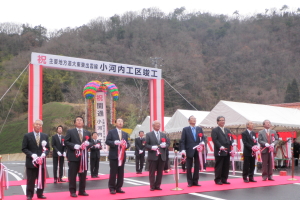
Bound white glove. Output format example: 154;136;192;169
220;146;225;150
41;153;46;158
151;146;158;150
139;150;143;154
31;154;37;159
74;144;81;150
181;150;186;155
114;140;121;145
160;142;166;148
63;152;66;157
57;151;62;156
41;140;47;147
232;143;237;146
271;143;275;147
95;144;100;148
84;141;90;146
265;143;270;147
200;141;205;145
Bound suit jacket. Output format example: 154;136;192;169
258;129;278;154
135;137;146;156
181;126;205;158
105;128;130;160
65;128;91;161
242;130;257;156
211;127;233;157
51;134;66;157
145;131;169;161
90;139;101;159
22;132;50;168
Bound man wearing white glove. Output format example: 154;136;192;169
65;116;91;197
211;116;232;185
181;115;205;187
258;120;278;181
242;121;258;183
145;120;169;191
106;118;130;194
90;132;102;178
22;119;49;200
135;131;146;174
51;125;66;183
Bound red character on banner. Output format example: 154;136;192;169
37;55;47;64
96;94;103;101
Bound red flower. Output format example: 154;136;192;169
161;138;166;143
85;136;89;140
271;134;274;137
142;141;146;145
61;139;64;141
228;133;232;137
198;133;203;137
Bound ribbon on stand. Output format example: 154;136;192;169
252;145;261;162
118;139;127;166
0;162;9;200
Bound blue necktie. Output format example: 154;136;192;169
192;127;196;141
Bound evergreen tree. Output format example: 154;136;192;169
290;79;300;102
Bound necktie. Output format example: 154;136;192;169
36;133;40;146
118;130;122;140
156;131;159;142
59;135;61;143
78;129;83;142
192;127;196;141
266;129;269;136
222;127;225;134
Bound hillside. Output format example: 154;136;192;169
0;7;300;129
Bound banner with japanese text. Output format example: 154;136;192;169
95;92;108;151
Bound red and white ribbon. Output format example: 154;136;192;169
79;144;88;173
118;139;127;166
252;145;262;162
0;163;9;199
193;143;206;171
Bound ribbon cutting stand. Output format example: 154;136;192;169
171;151;183;191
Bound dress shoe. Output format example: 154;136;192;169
110;190;116;194
54;179;57;183
78;192;89;196
268;178;275;181
243;179;249;183
37;195;47;199
155;187;162;190
222;181;230;184
193;183;201;186
70;193;77;197
188;184;193;187
59;178;66;182
215;181;223;185
262;179;267;181
27;197;32;200
249;179;257;182
116;190;125;193
164;170;169;173
150;188;155;191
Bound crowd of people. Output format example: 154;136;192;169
22;116;295;199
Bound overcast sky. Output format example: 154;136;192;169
1;0;299;32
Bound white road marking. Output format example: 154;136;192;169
189;193;226;200
7;170;26;195
124;178;150;185
124;181;142;185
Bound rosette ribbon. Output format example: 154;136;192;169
0;163;9;199
157;138;166;156
79;136;89;173
118;139;127;166
61;138;65;146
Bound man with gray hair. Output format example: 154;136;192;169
242;121;257;183
258;120;278;181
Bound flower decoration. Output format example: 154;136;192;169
161;138;166;143
198;133;203;137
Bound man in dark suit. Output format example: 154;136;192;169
51;125;66;183
258;119;278;181
22;119;50;200
90;132;102;178
211;116;235;185
65;116;91;197
135;131;145;174
181;115;203;187
292;138;299;166
145;120;169;191
241;121;257;183
106;118;130;194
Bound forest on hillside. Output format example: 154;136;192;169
0;6;300;128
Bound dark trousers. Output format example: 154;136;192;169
26;167;45;198
243;156;255;179
135;154;145;172
68;161;87;194
186;151;200;185
148;155;165;189
53;156;64;179
261;152;273;180
90;157;100;176
214;155;230;183
108;159;125;191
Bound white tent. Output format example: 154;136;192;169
130;116;171;139
199;100;300;131
165;109;210;133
